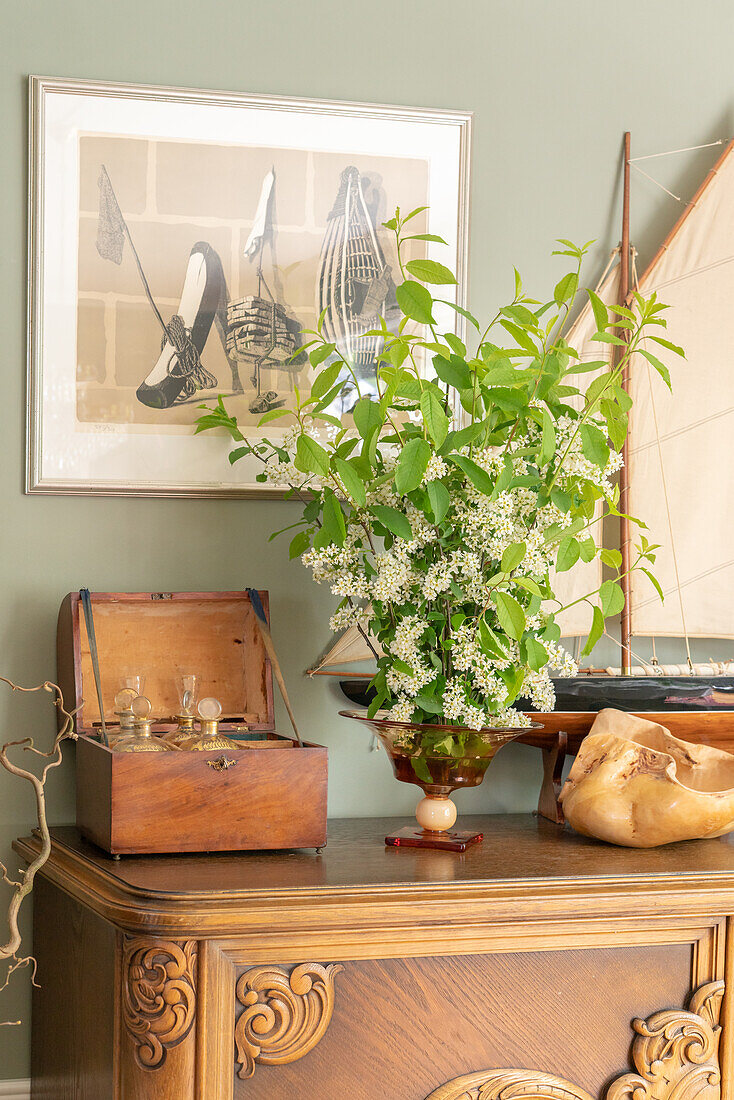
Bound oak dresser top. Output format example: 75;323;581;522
15;815;734;939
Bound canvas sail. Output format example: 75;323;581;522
629;139;734;639
310;617;382;672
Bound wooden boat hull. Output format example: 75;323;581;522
338;676;734;755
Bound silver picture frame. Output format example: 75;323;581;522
27;75;472;497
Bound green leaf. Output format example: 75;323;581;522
435;299;481;331
309;342;336;368
413;690;444;715
404;232;448;244
639;349;672;390
499;665;525;704
411;755;433;783
650;335;685;357
420;390;450;446
501;541;526;573
594;332;626;346
370;504;413;541
334;457;366;507
256;412;292;434
581;605;605;657
580;423;610;469
396;280;436;325
600;398;628;450
541;617;561;642
443;333;466;358
599;547;622;568
432;354;472;390
554;272;578;306
578;537;596;563
499;319;538;355
321;489;346;546
540;409;556;467
308;359;342;402
352;398;384;440
294;434;330;477
381;338;410;369
289;530;310;559
587;288;609;332
513;576;543;597
524;636;548;672
492;591;526;641
501;304;537;327
405;258;457;285
402;204;429;224
479;618;508;657
395;437;431;495
585;373;613;406
641;566;664;602
427;479;450;524
556;537;580;573
600;579;625;617
228;446;249;465
447;453;493;496
440;421;485;453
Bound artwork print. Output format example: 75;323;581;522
81;143;427;424
28;78;471;495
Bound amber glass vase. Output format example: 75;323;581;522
340;710;542;851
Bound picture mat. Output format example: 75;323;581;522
29;80;471;495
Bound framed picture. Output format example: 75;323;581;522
27;76;472;497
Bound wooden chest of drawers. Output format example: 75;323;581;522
15;816;734;1099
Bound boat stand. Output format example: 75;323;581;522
537;730;567;824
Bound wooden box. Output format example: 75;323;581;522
56;591;327;855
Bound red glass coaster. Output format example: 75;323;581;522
385;827;484;852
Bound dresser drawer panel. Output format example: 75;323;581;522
232;943;694;1100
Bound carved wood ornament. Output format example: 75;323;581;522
234;962;343;1079
122;937;197;1070
426;981;724;1100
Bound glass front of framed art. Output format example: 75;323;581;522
27;77;471;496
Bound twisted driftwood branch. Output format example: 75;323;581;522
0;678;77;1025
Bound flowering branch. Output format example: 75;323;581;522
197;207;680;735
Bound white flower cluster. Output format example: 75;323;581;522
372;545;415;603
552;415;623;495
328;602;368;633
384;615;434;697
302;542;369;600
424;454;449;482
386;696;417;723
259;409;610;730
451;624;510;702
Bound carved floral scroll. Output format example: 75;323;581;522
426;981;725;1100
122;937;197;1070
234;962;343;1079
426;1069;595;1100
607;981;723;1100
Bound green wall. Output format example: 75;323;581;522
2;0;734;1080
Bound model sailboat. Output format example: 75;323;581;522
314;133;734;728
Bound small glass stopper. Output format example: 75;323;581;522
180;696;238;751
112;695;171;753
198;697;222;721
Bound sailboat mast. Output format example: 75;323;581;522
618;132;632;672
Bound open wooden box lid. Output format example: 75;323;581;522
57;591;275;735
